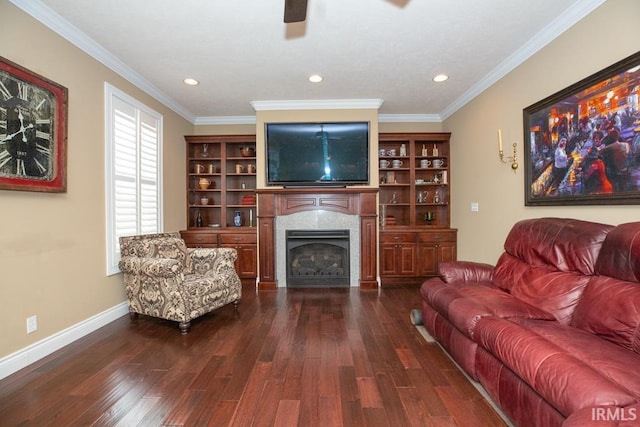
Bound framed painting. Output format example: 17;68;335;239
524;51;640;205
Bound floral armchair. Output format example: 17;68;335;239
118;232;242;334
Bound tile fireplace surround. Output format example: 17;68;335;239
278;211;360;287
257;188;379;290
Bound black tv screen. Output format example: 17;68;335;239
265;122;370;187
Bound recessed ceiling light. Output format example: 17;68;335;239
309;74;324;83
183;78;199;86
433;74;449;82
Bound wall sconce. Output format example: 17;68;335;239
498;129;518;172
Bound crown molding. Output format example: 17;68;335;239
194;116;257;125
440;0;606;120
378;114;442;123
9;0;197;124
251;99;384;111
193;113;441;125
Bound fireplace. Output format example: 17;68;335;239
286;230;350;287
257;188;379;290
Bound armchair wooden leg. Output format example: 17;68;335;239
129;312;139;321
179;321;191;335
233;300;239;310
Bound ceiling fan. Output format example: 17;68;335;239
284;0;408;23
284;0;308;23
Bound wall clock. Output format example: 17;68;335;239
0;56;68;192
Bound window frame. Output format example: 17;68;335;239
105;83;163;275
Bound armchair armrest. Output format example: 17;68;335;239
439;261;494;284
188;247;238;275
119;256;184;278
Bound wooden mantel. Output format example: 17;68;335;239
257;188;379;290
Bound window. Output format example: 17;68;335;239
105;83;163;275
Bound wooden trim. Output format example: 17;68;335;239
257;188;378;290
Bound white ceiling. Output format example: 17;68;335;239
12;0;604;124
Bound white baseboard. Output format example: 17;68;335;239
0;302;129;380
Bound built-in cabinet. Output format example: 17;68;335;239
178;132;455;288
180;135;257;283
378;133;457;285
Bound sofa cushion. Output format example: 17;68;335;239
498;217;612;279
475;317;640;417
510;269;592;325
571;221;640;354
563;403;640;427
594;221;640;284
420;278;554;338
572;276;640;354
492;252;528;292
492;253;592;325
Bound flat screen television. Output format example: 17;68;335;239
265;122;370;187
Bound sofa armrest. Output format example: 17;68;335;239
119;256;184;278
439;261;494;284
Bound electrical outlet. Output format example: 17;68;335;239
471;202;479;213
26;315;38;334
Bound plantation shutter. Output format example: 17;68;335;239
106;84;162;275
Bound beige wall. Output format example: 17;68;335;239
444;0;640;263
379;122;443;134
194;123;256;135
0;2;192;358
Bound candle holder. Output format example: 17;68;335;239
499;142;519;172
425;212;435;225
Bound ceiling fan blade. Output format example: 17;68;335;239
284;0;308;23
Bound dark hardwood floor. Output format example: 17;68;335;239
0;284;507;426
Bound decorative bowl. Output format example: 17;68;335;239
240;147;255;157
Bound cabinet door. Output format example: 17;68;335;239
398;244;417;275
417;230;457;277
417;244;438;276
219;233;257;279
380;243;416;276
438;242;457;264
234;244;257;278
380;244;399;276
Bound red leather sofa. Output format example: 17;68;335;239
420;218;640;426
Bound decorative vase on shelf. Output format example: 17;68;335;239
198;177;211;189
233;211;242;227
200;143;210;158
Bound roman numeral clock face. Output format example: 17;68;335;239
0;72;55;181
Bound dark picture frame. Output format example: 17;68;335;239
524;51;640;205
